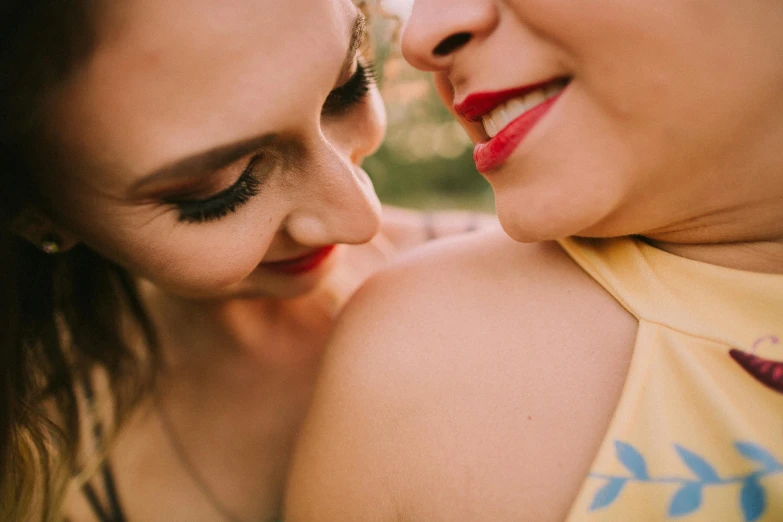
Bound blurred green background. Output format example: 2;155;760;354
364;1;495;212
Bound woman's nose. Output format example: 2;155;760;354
284;141;381;248
402;0;498;72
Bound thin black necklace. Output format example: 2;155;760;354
153;391;248;522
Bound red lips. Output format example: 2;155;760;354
262;245;336;275
454;79;568;173
454;80;558;122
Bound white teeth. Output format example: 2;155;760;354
481;82;565;138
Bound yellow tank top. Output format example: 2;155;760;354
558;237;783;522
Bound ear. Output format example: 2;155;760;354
10;208;79;254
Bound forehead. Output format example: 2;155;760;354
52;0;354;177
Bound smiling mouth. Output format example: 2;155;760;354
480;79;569;138
261;245;336;275
454;77;570;173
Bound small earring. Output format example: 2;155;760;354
40;234;62;254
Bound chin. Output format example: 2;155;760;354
493;191;618;244
238;265;337;300
496;215;568;243
226;279;316;301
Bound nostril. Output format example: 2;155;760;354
433;32;471;57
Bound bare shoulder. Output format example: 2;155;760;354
341;226;603;328
378;204;496;252
286;229;638;522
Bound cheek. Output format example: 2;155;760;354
496;0;783;239
324;88;387;161
353;89;388;159
367;89;388;143
88;209;282;297
488;87;643;240
137;236;265;293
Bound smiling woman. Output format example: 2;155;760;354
40;0;385;301
0;1;490;521
284;0;783;521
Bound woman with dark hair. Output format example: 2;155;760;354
0;1;488;520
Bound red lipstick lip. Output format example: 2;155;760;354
473;86;567;173
454;79;563;122
262;245;336;275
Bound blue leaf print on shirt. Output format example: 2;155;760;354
668;483;702;517
615;441;649;479
740;477;765;522
588;440;782;518
589;478;627;511
735;442;783;472
674;446;720;483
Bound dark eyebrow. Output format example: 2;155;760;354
130;12;366;194
129;134;278;194
349;12;367;66
334;12;367;86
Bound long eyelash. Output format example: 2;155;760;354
167;62;379;223
169;155;263;224
322;60;378;116
363;60;380;84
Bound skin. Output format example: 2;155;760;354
408;0;783;267
42;0;383;301
15;0;487;520
285;0;783;520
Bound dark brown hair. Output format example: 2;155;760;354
0;2;395;519
0;2;158;520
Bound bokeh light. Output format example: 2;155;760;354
366;0;494;211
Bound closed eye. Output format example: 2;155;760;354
322;60;378;116
164;154;265;223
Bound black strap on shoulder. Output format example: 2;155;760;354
80;379;128;522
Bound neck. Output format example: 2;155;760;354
135;289;334;522
137;281;339;382
633;186;783;274
641;208;783;274
643;238;783;274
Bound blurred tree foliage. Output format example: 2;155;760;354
365;11;495;212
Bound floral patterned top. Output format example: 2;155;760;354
559;237;783;522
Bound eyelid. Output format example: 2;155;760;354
162;151;258;203
164;153;266;223
337;56;361;89
322;59;377;116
